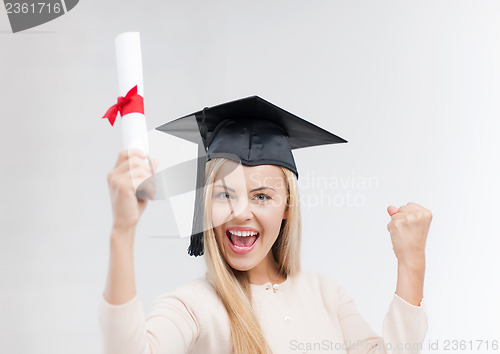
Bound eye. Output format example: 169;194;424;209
254;193;271;201
214;192;232;200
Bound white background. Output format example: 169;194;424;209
1;1;499;353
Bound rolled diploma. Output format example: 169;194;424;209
115;32;149;155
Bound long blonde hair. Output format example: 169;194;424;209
202;158;302;353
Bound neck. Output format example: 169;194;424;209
246;251;286;285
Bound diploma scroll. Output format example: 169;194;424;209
115;32;149;155
115;32;153;199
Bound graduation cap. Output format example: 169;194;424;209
145;95;347;256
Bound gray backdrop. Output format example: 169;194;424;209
1;1;499;353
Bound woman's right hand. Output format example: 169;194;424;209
107;148;159;232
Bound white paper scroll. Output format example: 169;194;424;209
115;32;149;155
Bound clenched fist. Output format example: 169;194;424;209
387;202;432;267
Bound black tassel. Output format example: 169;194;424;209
187;232;204;256
187;107;210;257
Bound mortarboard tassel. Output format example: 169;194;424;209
187;148;206;257
187;232;204;256
187;108;209;257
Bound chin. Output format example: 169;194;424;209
226;257;258;272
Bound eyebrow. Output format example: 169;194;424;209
214;185;276;193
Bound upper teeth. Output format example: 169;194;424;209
228;230;258;237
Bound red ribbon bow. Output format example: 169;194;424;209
102;85;144;126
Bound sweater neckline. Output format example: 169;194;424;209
203;272;293;291
249;276;290;291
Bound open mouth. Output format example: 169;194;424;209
226;229;260;249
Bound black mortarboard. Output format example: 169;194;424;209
153;95;347;256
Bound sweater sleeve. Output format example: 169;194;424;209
381;293;428;354
98;291;200;354
336;283;428;354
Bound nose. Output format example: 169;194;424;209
230;197;254;222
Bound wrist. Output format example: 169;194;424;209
397;254;426;270
396;259;425;306
397;261;425;282
111;223;136;243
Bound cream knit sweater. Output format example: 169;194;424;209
98;270;428;354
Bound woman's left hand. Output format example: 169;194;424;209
386;202;432;267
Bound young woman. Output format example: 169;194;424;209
99;96;431;354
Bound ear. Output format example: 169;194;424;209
282;205;289;220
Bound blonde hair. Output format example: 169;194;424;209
202;158;302;354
